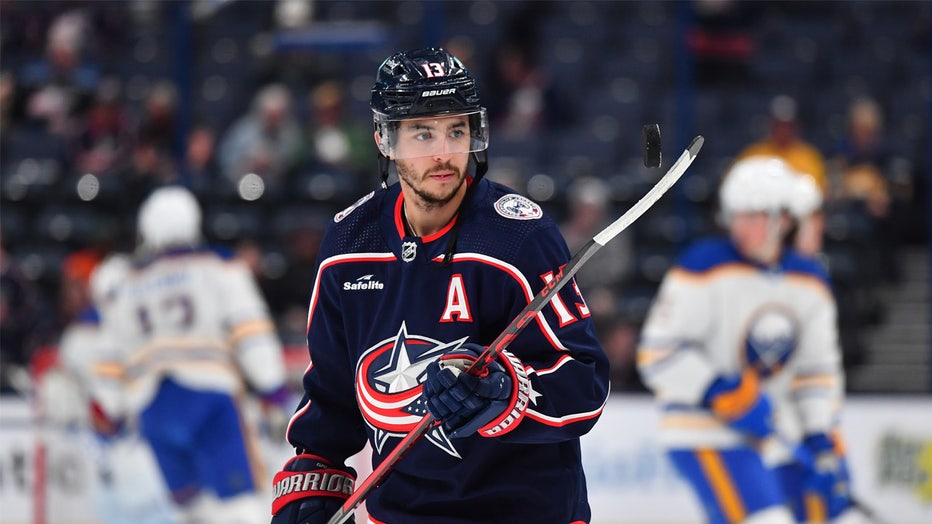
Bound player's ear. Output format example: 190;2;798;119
372;127;392;158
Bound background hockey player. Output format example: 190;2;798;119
271;47;611;523
637;156;862;524
39;253;178;523
101;186;291;523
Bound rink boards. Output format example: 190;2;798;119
1;395;930;524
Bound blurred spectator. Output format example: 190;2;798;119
687;0;755;87
115;139;178;214
0;72;72;180
27;248;103;356
58;249;102;325
233;237;277;306
265;220;325;318
601;319;644;392
274;0;314;29
0;239;40;395
19;10;99;122
559;177;633;323
76;76;134;176
136;80;178;155
293;80;371;188
484;40;571;139
218;83;302;187
736;94;828;195
0;71;15;131
735;94;828;254
181;124;222;197
831;96;906;282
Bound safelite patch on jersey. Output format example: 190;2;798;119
494;194;542;220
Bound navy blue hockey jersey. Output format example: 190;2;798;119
285;178;611;523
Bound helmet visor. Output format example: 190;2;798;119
375;109;489;160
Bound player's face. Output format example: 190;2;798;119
393;115;470;208
393;114;473;159
729;211;784;262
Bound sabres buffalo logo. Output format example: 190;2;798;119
744;306;798;377
356;322;468;457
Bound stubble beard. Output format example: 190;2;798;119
396;160;466;211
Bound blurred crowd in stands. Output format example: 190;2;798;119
1;0;928;395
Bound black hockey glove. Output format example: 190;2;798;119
422;342;531;438
271;454;356;524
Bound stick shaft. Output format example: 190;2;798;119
327;136;704;524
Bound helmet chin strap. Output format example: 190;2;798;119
379;153;391;189
471;149;488;183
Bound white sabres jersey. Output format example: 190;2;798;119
58;309;125;421
637;238;843;459
101;247;285;415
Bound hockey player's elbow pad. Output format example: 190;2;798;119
271;454;356;524
702;371;773;438
423;343;531;438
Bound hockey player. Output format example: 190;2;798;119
637;156;859;524
271;47;610;523
41;253;179;524
102;186;291;523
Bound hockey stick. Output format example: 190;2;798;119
326;135;705;524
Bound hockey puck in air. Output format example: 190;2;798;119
642;124;662;168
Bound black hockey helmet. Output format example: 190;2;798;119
371;47;489;186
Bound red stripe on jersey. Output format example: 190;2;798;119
394;193;458;242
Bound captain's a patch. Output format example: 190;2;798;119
494;194;542;220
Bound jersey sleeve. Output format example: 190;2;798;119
218;259;286;395
490;223;611;444
284;256;368;463
637;266;719;406
788;278;844;435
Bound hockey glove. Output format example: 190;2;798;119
261;385;292;443
797;433;853;519
702;371;774;439
422;343;531;438
271;454;356;524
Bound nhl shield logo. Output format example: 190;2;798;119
401;241;417;262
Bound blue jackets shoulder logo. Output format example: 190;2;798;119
494;194;542;220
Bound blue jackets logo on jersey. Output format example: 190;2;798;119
744;307;798;377
356;323;468;457
494;194;542;220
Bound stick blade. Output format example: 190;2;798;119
688;135;704;156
